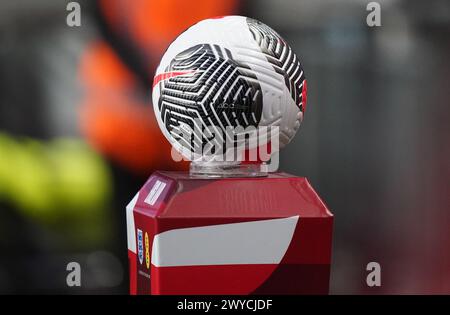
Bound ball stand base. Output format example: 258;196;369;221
189;161;268;178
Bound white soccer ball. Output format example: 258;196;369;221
152;15;307;160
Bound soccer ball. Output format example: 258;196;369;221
152;16;307;160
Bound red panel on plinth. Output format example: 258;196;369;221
126;171;333;295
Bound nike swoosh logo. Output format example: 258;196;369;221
153;70;197;88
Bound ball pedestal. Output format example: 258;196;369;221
126;169;333;295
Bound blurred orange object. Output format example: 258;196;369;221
78;1;239;174
79;42;187;174
99;0;239;59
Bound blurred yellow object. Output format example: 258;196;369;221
47;139;113;246
0;133;112;227
0;134;12;197
48;139;111;214
6;139;56;217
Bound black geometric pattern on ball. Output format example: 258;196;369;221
157;44;263;152
247;18;306;112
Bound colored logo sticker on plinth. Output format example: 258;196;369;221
145;232;150;269
137;229;144;265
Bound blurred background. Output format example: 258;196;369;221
0;0;448;294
